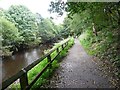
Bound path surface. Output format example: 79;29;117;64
41;39;119;88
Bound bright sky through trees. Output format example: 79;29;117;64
0;0;66;24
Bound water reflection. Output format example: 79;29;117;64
2;44;52;82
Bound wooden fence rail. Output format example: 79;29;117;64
1;38;70;90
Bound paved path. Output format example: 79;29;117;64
41;39;119;88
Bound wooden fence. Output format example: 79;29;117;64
1;38;70;90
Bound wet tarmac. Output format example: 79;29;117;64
41;39;119;88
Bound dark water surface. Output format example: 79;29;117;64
1;44;52;82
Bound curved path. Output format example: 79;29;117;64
41;39;119;88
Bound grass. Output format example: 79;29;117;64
29;37;74;89
9;37;74;89
79;29;120;78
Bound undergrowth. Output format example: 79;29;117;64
10;37;74;89
79;28;120;78
29;37;74;89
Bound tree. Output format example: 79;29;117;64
49;1;120;71
37;17;61;43
0;17;23;54
7;5;40;46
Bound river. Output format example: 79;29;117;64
1;44;52;82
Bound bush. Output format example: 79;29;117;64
0;17;23;55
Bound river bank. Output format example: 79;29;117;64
2;43;52;82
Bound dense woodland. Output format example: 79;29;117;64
0;5;68;56
0;0;120;88
49;1;120;77
0;1;120;78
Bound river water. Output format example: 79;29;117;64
1;44;52;82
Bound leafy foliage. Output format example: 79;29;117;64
49;1;120;77
7;5;39;45
37;18;56;42
0;17;22;55
1;5;64;56
27;38;74;88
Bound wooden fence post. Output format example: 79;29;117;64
47;54;52;84
62;44;64;49
2;39;70;90
47;55;51;62
56;48;59;53
47;54;52;68
20;69;28;90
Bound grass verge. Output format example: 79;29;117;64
79;29;120;78
10;37;74;89
29;37;74;89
